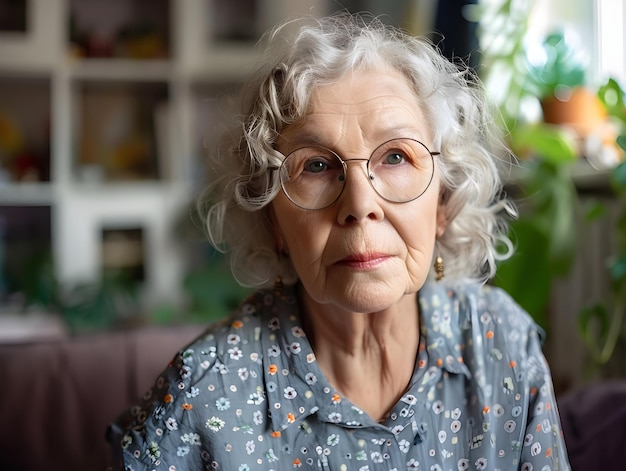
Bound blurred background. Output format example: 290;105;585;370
0;0;625;392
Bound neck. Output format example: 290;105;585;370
300;287;421;422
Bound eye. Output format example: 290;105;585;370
304;159;328;173
385;151;406;165
287;147;338;176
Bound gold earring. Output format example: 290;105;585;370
274;276;284;297
434;255;445;281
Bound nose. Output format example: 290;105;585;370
336;159;384;224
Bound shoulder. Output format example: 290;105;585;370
181;292;267;377
421;281;544;363
446;281;539;337
113;290;276;428
168;288;293;393
448;282;547;379
109;290;285;466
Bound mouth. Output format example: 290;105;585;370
338;253;391;269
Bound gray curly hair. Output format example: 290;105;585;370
199;13;516;288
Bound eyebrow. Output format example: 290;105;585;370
281;133;325;148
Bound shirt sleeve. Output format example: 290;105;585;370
107;306;268;471
107;346;203;470
518;315;571;470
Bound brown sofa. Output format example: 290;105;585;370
0;325;205;471
1;324;625;471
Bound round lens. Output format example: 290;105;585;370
368;139;434;203
280;147;345;209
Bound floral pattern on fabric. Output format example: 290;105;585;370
108;282;570;470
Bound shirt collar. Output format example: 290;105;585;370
259;287;367;433
260;282;471;433
418;281;472;378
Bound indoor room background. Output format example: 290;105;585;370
0;0;624;406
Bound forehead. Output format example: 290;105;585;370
281;67;431;146
312;67;417;105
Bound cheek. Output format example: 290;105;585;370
272;199;330;264
397;200;440;262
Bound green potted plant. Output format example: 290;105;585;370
477;0;626;374
475;2;585;328
526;30;607;138
577;79;626;376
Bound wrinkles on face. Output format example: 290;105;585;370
271;67;442;318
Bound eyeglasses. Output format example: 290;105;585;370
273;138;439;210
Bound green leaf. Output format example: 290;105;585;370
617;213;626;241
151;304;179;325
584;199;606;222
523;161;577;275
511;124;578;164
183;262;251;322
611;161;626;192
578;303;609;345
525;30;586;98
609;255;626;285
617;134;626;152
597;78;626;122
494;220;552;329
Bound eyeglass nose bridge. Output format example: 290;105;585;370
337;157;375;182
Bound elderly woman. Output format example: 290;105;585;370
109;14;570;470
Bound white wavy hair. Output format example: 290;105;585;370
199;13;516;288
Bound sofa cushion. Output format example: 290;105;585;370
558;380;626;470
0;325;204;471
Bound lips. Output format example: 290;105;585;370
338;252;390;269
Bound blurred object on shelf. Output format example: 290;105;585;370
101;227;145;283
68;0;169;60
0;77;51;183
77;81;165;181
11;151;40;182
0;110;25;181
0;0;27;33
118;24;167;59
0;111;23;156
585;120;624;171
211;0;257;42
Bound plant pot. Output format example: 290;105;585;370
541;87;607;138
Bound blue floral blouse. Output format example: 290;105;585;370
108;281;570;470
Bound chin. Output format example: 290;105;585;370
332;282;409;314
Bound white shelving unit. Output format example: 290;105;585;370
0;0;327;315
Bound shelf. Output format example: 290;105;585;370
505;158;613;194
69;180;189;197
0;183;55;206
68;58;172;81
0;0;331;326
0;0;65;71
569;160;612;193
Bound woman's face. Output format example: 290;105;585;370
271;67;447;313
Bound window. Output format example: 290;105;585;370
596;0;626;83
